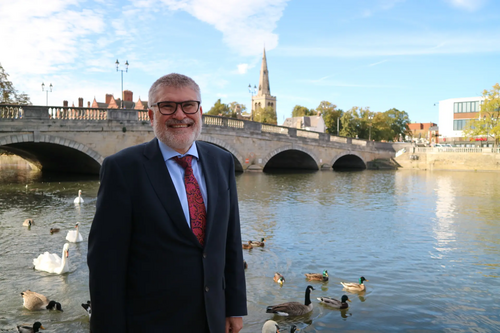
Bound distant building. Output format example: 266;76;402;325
438;96;486;145
89;90;148;110
282;115;326;133
407;122;438;144
251;48;277;122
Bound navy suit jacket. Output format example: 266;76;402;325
88;139;247;332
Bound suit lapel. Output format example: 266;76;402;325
197;142;219;246
142;139;199;244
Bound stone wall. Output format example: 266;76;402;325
396;151;500;171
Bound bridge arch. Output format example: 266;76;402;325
330;151;367;171
0;133;103;174
198;135;245;172
262;145;319;171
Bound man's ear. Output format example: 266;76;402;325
148;109;154;124
199;105;203;114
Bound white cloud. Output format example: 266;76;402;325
236;64;249;74
444;0;487;11
157;0;289;56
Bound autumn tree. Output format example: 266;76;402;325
463;83;500;147
0;63;31;104
317;101;343;135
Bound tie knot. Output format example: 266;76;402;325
173;155;193;170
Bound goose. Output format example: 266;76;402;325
33;243;70;274
50;228;60;234
273;272;285;286
266;285;315;316
242;240;253;250
17;322;45;333
23;219;34;227
251;238;266;247
305;270;329;282
66;222;83;242
317;295;351;309
74;190;84;204
20;290;63;311
81;300;91;318
262;320;279;333
341;276;368;292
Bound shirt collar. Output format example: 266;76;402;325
157;139;199;161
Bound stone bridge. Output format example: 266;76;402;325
0;104;397;174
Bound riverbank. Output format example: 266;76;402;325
0;153;38;170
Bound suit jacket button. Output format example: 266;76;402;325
205;286;209;292
203;253;207;258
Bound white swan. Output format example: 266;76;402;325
23;219;35;227
66;222;83;243
74;190;84;204
33;243;70;274
262;320;280;333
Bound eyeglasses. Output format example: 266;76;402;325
152;100;201;115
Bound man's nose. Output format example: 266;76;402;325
171;104;186;119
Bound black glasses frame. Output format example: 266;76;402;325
152;100;201;115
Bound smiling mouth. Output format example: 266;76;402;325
168;123;192;128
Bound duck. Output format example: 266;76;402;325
66;222;83;242
23;219;34;227
242;240;253;250
266;285;315;316
50;228;60;234
262;320;280;333
81;300;91;318
20;290;63;311
74;190;84;204
33;243;70;274
243;260;248;269
341;276;368;292
273;272;285;286
17;322;45;333
305;269;329;282
251;238;266;247
317;295;351;309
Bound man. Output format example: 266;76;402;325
88;73;247;332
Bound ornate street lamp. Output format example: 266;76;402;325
41;82;53;106
115;59;129;109
248;84;256;121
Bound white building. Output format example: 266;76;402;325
438;96;484;144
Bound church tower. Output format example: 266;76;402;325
252;48;277;123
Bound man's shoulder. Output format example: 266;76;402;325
104;140;153;163
196;141;231;158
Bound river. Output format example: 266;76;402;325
0;168;499;332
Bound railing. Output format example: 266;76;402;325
0;105;24;119
48;107;108;120
296;130;319;139
203;116;244;129
261;124;288;134
415;147;498;153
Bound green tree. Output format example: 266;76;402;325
0;63;31;104
463;83;500;146
255;106;277;124
206;99;234;117
228;101;246;118
340;107;366;138
384;108;410;141
317;101;343;135
292;105;317;117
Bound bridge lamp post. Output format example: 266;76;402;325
248;84;256;121
115;59;129;109
41;82;53;106
368;114;374;141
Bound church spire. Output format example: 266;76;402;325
258;48;271;96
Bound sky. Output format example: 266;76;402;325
1;0;499;126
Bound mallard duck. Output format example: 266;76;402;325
242;241;253;250
17;321;45;332
317;295;351;309
251;238;266;247
23;219;34;227
81;300;91;318
74;190;84;204
305;269;329;281
20;290;63;311
273;272;285;286
266;285;315;316
262;320;280;333
33;243;70;274
50;228;60;234
66;222;83;242
341;276;368;292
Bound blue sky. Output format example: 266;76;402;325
1;0;499;125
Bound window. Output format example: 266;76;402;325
454;101;480;113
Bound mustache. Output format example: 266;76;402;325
165;119;194;126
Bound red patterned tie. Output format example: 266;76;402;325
173;155;206;246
